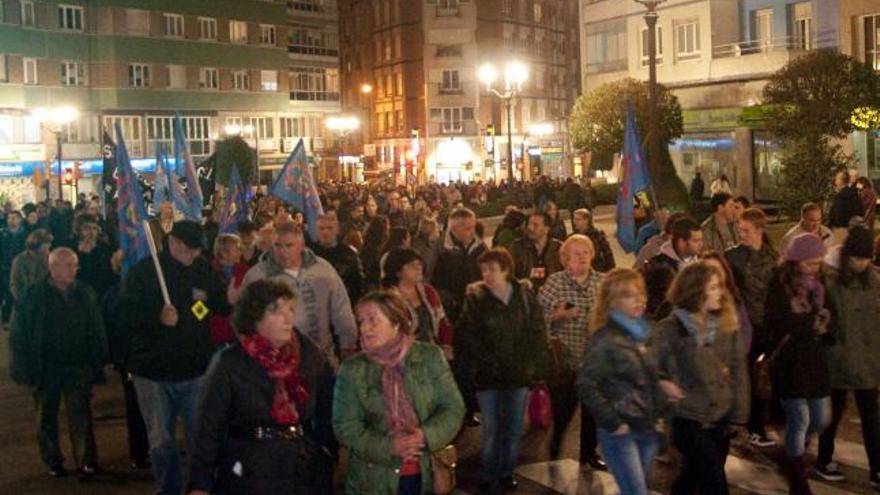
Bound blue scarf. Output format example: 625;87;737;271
609;309;651;343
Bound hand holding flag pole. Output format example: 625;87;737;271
142;219;171;307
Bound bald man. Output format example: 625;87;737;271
10;247;108;478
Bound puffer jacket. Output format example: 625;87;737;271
577;321;663;432
332;342;464;494
825;268;880;389
455;280;551;390
724;243;777;332
650;310;750;426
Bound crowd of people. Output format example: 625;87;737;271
4;169;880;495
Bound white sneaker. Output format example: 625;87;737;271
747;432;775;448
815;462;845;482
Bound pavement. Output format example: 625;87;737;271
0;208;875;494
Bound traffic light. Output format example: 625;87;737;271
411;128;420;139
486;124;495;136
63;168;74;185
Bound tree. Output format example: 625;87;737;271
569;78;686;206
212;136;256;186
763;49;880;212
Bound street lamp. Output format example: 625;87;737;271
225;123;260;188
325;116;360;182
33;106;78;201
634;0;666;199
479;61;527;182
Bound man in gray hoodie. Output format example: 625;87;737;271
242;221;357;367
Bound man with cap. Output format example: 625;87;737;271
120;220;231;495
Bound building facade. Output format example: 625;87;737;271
339;0;579;185
0;0;340;205
579;0;866;202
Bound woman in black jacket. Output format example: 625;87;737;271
187;279;336;495
577;268;662;495
360;215;390;291
455;247;550;493
765;233;831;495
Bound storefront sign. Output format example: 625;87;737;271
0;157;178;178
0;144;45;162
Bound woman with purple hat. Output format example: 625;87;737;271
764;233;831;494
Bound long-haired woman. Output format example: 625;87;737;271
650;262;749;495
360;215;390;291
577;268;662;495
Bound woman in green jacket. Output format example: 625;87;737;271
333;290;464;494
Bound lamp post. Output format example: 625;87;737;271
479;61;527;182
33;106;78;201
634;0;665;189
359;83;373;166
325;116;360;182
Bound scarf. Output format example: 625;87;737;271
363;333;420;438
792;273;825;312
609;309;651;343
240;334;310;426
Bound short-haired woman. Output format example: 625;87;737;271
208;234;250;345
456;247;551;492
650;262;749;495
187;279;337;495
333;290;464;494
577;268;662;495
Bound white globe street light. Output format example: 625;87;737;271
326;116;361;181
33;106;79;201
478;61;528;181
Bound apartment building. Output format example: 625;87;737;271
580;0;850;201
339;0;579;184
0;0;340;203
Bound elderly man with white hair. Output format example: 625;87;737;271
10;247;108;479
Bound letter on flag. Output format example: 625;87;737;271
219;165;247;234
173;114;203;221
114;123;151;276
616;106;652;253
269;139;324;240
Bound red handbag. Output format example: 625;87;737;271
528;383;553;429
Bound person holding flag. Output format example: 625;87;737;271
269;139;324;241
218;165;247;235
616;106;653;254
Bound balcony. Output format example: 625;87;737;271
712;35;816;59
290;91;340;102
289;45;339;58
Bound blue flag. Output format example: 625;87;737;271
115;123;151;276
173;114;203;221
152;142;171;210
219;165;248;234
616;106;652;253
269;139;324;240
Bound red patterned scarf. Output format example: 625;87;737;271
240;334;310;425
363;333;419;437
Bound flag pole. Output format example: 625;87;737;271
142;219;171;306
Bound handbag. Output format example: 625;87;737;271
528;383;553;429
753;334;791;401
431;444;457;495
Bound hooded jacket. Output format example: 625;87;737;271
242;247;357;368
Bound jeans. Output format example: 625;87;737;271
781;397;830;457
670;418;731;495
398;474;422;495
35;380;98;469
597;428;658;495
548;370;598;461
476;387;529;481
133;375;205;495
818;388;880;473
121;371;149;464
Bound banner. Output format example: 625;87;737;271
616;106;652;253
269;139;324;240
115;123;151;276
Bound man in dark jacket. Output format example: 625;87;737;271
121;221;230;495
690;171;705;201
642;217;703;320
510;212;563;290
829;170;862;229
10;247;108;478
310;215;364;305
1;210;27;323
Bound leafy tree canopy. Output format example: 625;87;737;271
212;136;256;186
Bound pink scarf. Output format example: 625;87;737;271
363;333;420;437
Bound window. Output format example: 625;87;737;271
198;17;217;40
23;58;37;85
640;25;663;66
441;108;462;133
384;36;392;60
396;110;404;131
502;0;512;15
290;0;324;13
164;14;184;38
394;34;401;58
200;67;219;89
290;27;339;56
260;24;276;46
0;55;7;82
792;2;813;51
436;45;462;57
864;14;880;70
58;4;84;31
585;20;627;74
248;116;274;139
754;9;773;51
21;1;35;27
261;70;278;91
232;71;250;91
129;64;150;87
533;3;543;22
146;116;212;156
60;61;85;86
230;20;248;44
126;9;150;35
168;65;186;89
386;74;393;96
290;67;339;101
103;116;143;156
675;20;701;61
441;69;460;92
396;73;403;96
63;115;98;144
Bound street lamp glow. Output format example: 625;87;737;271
33;106;79;125
360;83;373;94
478;64;498;88
326;116;360;132
242;124;255;136
225;124;242;136
529;123;554;136
504;61;527;89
